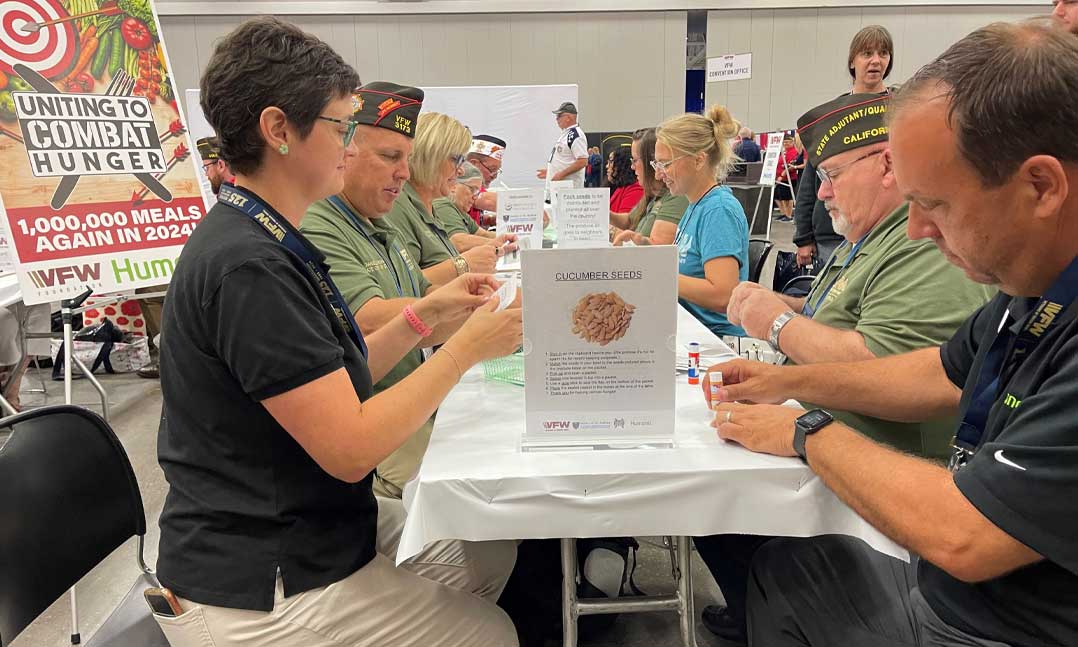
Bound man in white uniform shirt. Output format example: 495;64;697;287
537;101;589;188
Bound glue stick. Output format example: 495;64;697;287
687;342;701;385
709;371;723;410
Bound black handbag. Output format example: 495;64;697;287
773;250;817;293
51;318;124;380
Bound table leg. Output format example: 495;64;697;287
676;536;699;647
560;538;578;647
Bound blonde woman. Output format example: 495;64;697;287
385;112;498;285
654;105;749;336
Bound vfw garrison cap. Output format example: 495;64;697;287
353;81;425;138
469;134;506;160
196;136;221;161
797;93;890;167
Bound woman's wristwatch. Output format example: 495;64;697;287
452;255;469;276
768;310;800;353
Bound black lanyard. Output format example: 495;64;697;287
327;195;421;298
674;185;720;247
950;257;1078;471
218;184;368;359
801;237;866;318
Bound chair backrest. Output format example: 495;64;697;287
748;239;775;284
0;405;145;646
781;274;817;297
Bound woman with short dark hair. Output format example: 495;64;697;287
154;16;521;647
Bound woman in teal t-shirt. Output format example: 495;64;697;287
654;105;749;336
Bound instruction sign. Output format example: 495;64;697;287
497;188;544;269
553;187;608;249
521;246;677;450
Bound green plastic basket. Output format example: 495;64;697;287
482;352;525;386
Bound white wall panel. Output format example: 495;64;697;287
160;5;1040;134
155;0;1046;17
161;11;687;133
706;5;1039;134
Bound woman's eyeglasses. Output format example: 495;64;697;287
650;155;690;174
317;116;359;147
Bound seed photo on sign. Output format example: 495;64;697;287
571;291;635;345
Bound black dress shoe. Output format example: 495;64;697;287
702;604;748;644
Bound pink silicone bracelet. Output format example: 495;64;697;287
402;305;433;337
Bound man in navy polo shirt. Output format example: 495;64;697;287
704;20;1078;646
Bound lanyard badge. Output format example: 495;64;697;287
949;257;1078;472
219;184;369;359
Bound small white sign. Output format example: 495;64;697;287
497;188;544;267
493;274;518;312
759;132;785;187
521;246;678;450
554;188;609;249
707;53;752;83
546;179;573;217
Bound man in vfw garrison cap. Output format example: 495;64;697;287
693;93;993;644
300;81;475;499
467;134;507;224
196;136;232;195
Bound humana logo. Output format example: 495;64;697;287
1003;394;1022;409
112;257;179;284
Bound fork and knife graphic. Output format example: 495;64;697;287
11;63;173;210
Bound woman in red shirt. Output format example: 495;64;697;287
774;132;800;221
608;146;644;214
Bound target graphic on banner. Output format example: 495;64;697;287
0;0;77;80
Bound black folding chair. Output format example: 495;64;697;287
748;239;775;284
781;274;817;298
0;405;168;647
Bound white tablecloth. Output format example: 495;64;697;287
398;306;905;564
0;274;22;309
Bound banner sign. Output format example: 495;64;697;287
0;0;202;304
759;132;785;187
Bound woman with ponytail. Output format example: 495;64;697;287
654;105;749;336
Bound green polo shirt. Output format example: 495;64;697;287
434;197;479;237
798;203;994;460
383;182;459;269
631;190;689;238
301;197;434;494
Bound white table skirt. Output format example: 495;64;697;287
398;306;905;564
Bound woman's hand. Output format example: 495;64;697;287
612;230;648;247
413;273;499;326
444;298;523;368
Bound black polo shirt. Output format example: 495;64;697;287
920;291;1078;645
156;192;376;611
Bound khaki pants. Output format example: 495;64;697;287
155;497;519;647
